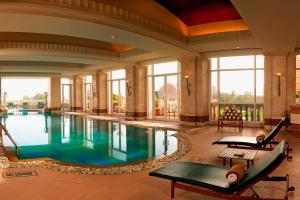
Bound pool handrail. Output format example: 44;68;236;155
0;123;21;157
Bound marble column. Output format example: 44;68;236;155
49;77;61;112
125;64;147;120
0;77;2;112
134;64;147;120
195;55;210;126
179;55;209;126
180;56;197;126
264;53;296;129
125;66;135;120
92;73;98;114
73;76;83;111
97;70;108;114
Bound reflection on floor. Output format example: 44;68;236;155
0;125;298;200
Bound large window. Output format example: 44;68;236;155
210;55;264;122
83;75;93;112
61;78;73;111
147;61;180;120
107;69;126;115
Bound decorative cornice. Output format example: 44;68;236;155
0;41;119;57
189;30;253;44
2;0;186;42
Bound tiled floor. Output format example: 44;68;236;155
0;125;299;200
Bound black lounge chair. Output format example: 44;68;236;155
149;140;294;199
213;117;292;159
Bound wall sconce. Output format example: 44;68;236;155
276;72;282;96
185;75;191;96
126;80;132;96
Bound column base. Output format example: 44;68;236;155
180;115;209;126
125;111;147;120
44;107;61;113
71;107;83;111
92;108;108;114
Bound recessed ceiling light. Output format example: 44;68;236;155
111;35;117;39
236;46;241;49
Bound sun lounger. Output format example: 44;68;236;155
149;140;294;199
213;117;292;159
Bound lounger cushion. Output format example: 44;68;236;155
149;140;286;194
212;136;259;147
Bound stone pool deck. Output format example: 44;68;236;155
0;124;298;199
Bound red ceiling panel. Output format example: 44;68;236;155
155;0;241;26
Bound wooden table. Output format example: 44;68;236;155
218;148;258;169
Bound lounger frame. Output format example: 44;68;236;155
171;175;293;200
169;153;294;199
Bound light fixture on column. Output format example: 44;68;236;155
276;72;282;96
185;75;191;96
126;80;132;96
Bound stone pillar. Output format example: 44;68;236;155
73;76;83;111
179;55;209;126
134;64;147;120
0;77;2;112
264;53;296;129
49;77;61;112
286;53;296;117
125;64;147;120
92;73;98;114
125;66;135;120
195;55;210;126
44;92;48;108
180;56;197;126
97;70;108;114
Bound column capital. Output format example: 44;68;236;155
263;51;290;56
134;63;147;69
177;55;198;63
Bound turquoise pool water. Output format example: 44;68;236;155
1;113;178;165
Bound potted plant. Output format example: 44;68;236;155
154;98;161;116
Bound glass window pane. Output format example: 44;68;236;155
147;65;152;75
153;61;178;75
210;58;218;70
84;75;92;83
220;70;254;103
61;78;73;84
120;80;126;114
256;55;264;68
220;56;254;69
166;75;178;119
211;71;218;102
112;81;119;113
112;69;125;79
154;76;165;118
256;70;264;104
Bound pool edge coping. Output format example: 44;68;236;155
0;131;192;175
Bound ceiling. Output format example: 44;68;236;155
232;0;300;53
0;32;133;52
0;0;299;76
155;0;241;26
